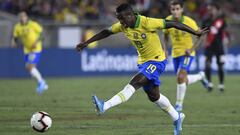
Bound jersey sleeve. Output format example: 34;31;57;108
146;17;166;31
186;18;199;31
108;22;122;34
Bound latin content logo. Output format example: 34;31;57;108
81;49;240;73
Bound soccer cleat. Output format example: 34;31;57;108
173;113;185;135
199;71;209;90
218;84;224;92
92;95;105;115
175;104;183;112
36;80;48;94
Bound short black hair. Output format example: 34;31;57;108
116;3;134;13
169;0;184;8
208;2;220;10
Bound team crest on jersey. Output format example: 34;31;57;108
141;33;146;39
133;33;138;39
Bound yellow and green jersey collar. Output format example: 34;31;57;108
134;15;140;28
171;15;184;22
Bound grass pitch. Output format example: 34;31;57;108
0;75;240;135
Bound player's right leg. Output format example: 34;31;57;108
92;73;149;115
204;49;214;92
25;53;48;94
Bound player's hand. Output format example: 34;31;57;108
31;43;37;50
11;43;17;48
185;49;192;56
196;27;209;37
11;40;17;48
76;42;88;52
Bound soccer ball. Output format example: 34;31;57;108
30;111;52;132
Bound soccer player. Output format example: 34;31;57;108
163;0;209;112
11;11;48;94
76;3;208;135
202;2;228;92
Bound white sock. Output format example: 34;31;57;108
103;84;135;111
30;67;43;83
187;74;202;85
155;94;179;121
176;83;187;107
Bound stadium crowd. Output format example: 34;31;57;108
0;0;240;24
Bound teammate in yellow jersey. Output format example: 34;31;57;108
76;3;208;135
11;11;48;94
163;0;209;112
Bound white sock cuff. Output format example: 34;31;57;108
30;67;37;73
30;67;43;83
117;84;135;102
125;84;135;93
177;83;186;87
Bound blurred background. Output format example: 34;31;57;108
0;0;240;77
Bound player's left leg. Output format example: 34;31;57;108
25;52;48;93
216;54;225;92
175;69;187;112
174;56;193;111
144;86;185;135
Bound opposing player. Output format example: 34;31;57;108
11;11;48;94
76;3;208;135
202;2;228;92
163;0;209;112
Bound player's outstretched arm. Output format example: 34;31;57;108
162;33;169;58
76;29;113;52
165;20;209;37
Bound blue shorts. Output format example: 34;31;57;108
137;60;167;91
173;56;194;74
24;52;41;65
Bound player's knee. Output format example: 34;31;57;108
177;74;185;83
217;57;225;68
129;81;141;90
217;62;224;70
205;61;211;68
25;64;35;72
147;93;159;102
129;79;146;90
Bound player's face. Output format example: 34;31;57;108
19;12;28;24
170;4;183;19
116;11;135;28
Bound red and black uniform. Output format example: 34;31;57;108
202;15;227;90
202;16;227;58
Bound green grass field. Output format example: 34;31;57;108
0;75;240;135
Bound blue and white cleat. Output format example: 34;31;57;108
175;104;183;112
92;95;105;115
174;112;185;135
199;71;209;90
36;80;48;94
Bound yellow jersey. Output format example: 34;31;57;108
13;20;43;54
109;15;166;64
164;15;199;58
